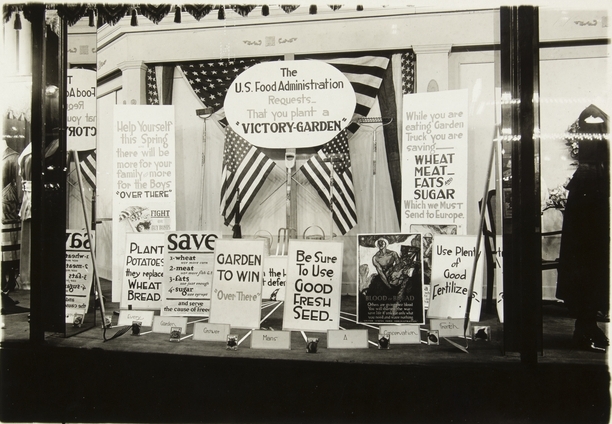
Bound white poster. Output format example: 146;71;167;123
112;105;176;302
282;240;343;333
401;89;468;234
67;69;97;151
120;232;165;310
224;60;356;149
428;235;484;322
65;230;95;323
209;239;265;329
161;231;219;316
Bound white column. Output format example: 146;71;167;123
412;44;452;93
117;60;147;105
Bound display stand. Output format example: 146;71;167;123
70;150;108;330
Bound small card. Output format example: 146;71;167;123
153;316;188;334
429;318;465;338
427;330;440;345
471;326;491;341
118;310;155;327
226;334;239;350
131;321;142;336
72;313;84;327
250;330;291;350
327;329;368;349
193;323;230;342
377;332;390;350
379;325;421;344
306;337;319;353
169;327;181;342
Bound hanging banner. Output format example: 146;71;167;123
65;230;95;323
120;232;165;310
428;235;484;322
262;256;287;301
161;231;220;316
209;239;265;329
112;105;176;302
67;69;97;151
224;60;356;149
401;89;468;234
356;234;425;324
282;240;344;333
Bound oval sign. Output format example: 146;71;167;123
224;60;356;149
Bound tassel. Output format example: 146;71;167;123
357;5;363;11
88;9;95;27
131;9;138;26
174;6;181;23
262;5;269;16
218;5;225;20
14;12;22;30
309;5;317;14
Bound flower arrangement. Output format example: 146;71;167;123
564;118;580;164
543;180;570;212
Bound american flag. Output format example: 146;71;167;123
77;149;96;189
321;56;390;135
401;51;416;95
146;66;160;105
220;126;275;227
179;58;266;127
300;129;357;235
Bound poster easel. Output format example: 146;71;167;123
70;150;108;330
462;133;502;350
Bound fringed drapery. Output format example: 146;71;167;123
3;3;365;26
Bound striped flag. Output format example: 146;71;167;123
77;149;96;189
220;126;275;227
321;55;390;135
300;129;357;235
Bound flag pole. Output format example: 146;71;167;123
196;107;213;230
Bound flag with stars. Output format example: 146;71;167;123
220;126;275;227
179;58;269;127
146;65;175;105
401;50;416;95
300;129;357;235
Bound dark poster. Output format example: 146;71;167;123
357;234;425;324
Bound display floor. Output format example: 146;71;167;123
1;280;610;423
1;279;610;366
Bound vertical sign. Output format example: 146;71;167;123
282;240;343;332
112;105;176;301
161;231;220;316
356;234;425;324
262;256;287;301
65;230;94;323
401;89;468;234
428;235;484;322
495;235;504;323
209;239;264;329
67;69;97;151
120;232;165;310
